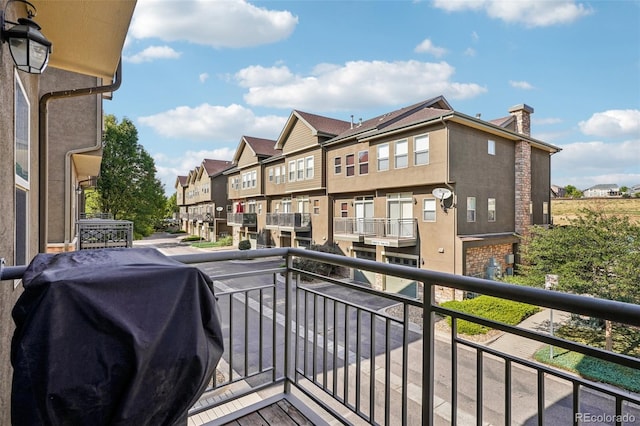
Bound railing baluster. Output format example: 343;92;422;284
344;304;350;408
370;311;376;424
402;301;409;426
333;299;338;399
451;316;458;426
355;307;362;415
323;296;328;392
244;291;249;377
385;317;391;426
572;382;579;426
505;358;511;426
538;370;545;426
229;295;234;382
477;350;483;425
313;293;318;383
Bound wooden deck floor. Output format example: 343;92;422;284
220;398;314;426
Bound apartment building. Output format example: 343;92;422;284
225;136;280;247
176;159;233;241
0;1;136;421
325;97;559;297
262;110;351;248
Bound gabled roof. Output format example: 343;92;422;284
232;136;279;164
325;96;453;144
585;184;619;190
202;159;233;177
174;175;187;188
489;116;515;128
275;110;351;149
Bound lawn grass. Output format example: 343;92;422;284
534;321;640;392
190;236;233;248
440;295;540;335
534;346;640;393
552;198;640;225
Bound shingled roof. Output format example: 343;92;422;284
202;159;233;176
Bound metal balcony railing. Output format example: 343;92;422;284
265;213;311;230
227;213;257;227
75;219;133;250
334;217;418;246
3;249;639;425
79;212;113;220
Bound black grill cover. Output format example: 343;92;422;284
11;248;223;426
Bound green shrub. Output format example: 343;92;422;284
441;295;540;335
238;240;252;250
293;243;344;279
181;235;204;242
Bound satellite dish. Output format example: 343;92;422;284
216;206;223;212
432;188;452;200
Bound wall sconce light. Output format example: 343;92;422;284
1;0;52;74
75;185;82;195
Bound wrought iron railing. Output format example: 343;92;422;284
75;219;133;250
265;213;311;229
227;213;257;227
3;248;640;425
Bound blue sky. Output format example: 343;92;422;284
105;0;640;195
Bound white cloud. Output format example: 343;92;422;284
238;60;487;111
199;73;209;83
414;39;447;57
130;0;298;48
552;139;640;188
509;80;534;90
138;103;287;141
578;109;640;138
433;0;592;28
155;148;236;194
471;31;479;42
124;45;181;63
464;48;476;57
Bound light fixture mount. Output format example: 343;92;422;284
1;0;52;74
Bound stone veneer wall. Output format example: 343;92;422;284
514;140;532;237
465;243;515;279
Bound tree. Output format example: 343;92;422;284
564;185;583;198
98;115;166;238
517;209;640;350
165;193;179;219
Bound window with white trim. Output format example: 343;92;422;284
305;156;314;179
358;150;368;175
268;168;273;182
275;167;281;184
334;157;342;174
281;165;286;183
289;160;296;182
297;158;304;180
251;170;256;188
346;154;355;177
488;198;496;222
395;140;408;168
423;199;436;222
313;199;320;215
488;140;496;155
340;202;348;217
415;134;429;165
377;143;389;171
467;197;476;222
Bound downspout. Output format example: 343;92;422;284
38;60;122;253
440;115;457;275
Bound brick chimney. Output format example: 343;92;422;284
510;104;534;237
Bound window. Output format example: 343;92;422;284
251;170;256;188
340;202;348;217
358;150;369;175
248;200;256;213
346;154;355;176
15;74;29;187
258;203;262;215
334;157;342;174
543;201;549;224
275;167;281;184
377;144;389;171
289;160;296;181
313;199;320;215
415;134;429;165
282;198;291;213
281;165;286;183
297;158;304;180
467;197;476;222
488;140;496;155
395;140;408;168
305;156;314;179
488;198;496;222
423;199;436;222
268;168;274;182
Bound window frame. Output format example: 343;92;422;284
340;202;348;218
488;197;496;222
15;72;30;188
394;139;408;169
334;157;342;174
305;156;314;179
313;199;320;215
358;150;369;175
488;139;496;156
414;134;429;166
297;158;304;180
467;197;476;222
289;160;296;182
423;198;436;222
345;154;355;177
377;143;389;171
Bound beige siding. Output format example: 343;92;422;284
281;120;315;154
237;145;259;168
284;149;323;193
264;159;287;197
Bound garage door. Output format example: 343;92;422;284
353;249;376;287
384;255;418;297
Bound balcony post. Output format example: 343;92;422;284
423;281;435;426
284;252;293;394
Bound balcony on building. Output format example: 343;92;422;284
227;212;257;227
334;217;418;247
265;213;311;231
2;248;639;425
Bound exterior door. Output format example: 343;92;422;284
388;193;413;237
354;197;373;234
